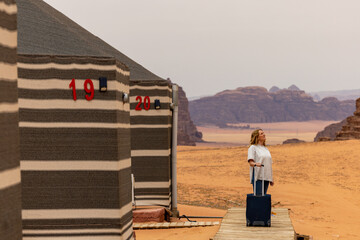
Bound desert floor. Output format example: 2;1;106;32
136;122;360;240
197;120;338;145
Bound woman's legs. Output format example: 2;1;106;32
251;168;270;195
252;180;269;195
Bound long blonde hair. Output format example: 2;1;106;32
250;129;266;146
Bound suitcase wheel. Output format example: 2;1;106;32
266;220;271;227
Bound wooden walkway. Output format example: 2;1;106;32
212;208;295;240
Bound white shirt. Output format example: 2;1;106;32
247;144;273;182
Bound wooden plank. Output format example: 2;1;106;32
212;208;295;240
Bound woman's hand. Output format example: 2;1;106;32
254;162;262;167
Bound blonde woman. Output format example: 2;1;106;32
247;129;274;195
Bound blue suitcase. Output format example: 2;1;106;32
246;165;271;227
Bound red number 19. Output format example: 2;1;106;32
69;79;94;101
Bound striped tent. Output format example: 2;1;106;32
17;0;179;212
0;0;22;239
18;55;134;240
130;81;173;208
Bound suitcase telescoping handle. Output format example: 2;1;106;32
253;164;265;196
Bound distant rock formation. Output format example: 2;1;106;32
282;138;305;144
317;137;331;142
335;98;360;140
178;86;203;145
288;84;301;91
269;84;300;93
269;86;280;93
189;86;355;125
310;89;360;101
314;119;347;141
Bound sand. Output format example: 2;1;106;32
197;120;338;145
135;123;360;240
176;140;360;240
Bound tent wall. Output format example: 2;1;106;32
130;80;173;207
0;0;22;239
18;55;134;240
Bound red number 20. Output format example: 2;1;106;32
84;79;94;101
135;96;151;111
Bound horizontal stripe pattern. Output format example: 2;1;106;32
18;78;129;93
135;199;170;207
131;149;171;157
22;221;134;240
130;116;172;125
18;62;124;72
0;167;21;190
0;80;18;103
20;128;131;160
0;11;16;31
0;44;17;64
130;109;170;116
0;26;16;48
0;102;18;113
0;61;17;80
0;2;22;238
18;55;133;238
20;109;130;123
23;235;133;240
134;181;171;189
21;158;131;171
17;65;129;78
130;85;171;91
21;169;132;209
23;236;132;240
22;220;133;239
23;203;132;219
19;99;130;111
0;1;17;15
131;124;171;128
19;122;131;129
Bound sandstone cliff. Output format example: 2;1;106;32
178;87;203;145
189;86;355;125
335;98;360;140
314;119;347;141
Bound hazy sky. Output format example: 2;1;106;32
44;0;360;98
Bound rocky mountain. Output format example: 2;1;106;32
178;87;203;145
315;97;360;141
335;98;360;140
269;84;301;93
288;84;301;91
310;89;360;101
283;138;305;144
314;119;347;141
189;86;355;125
269;86;280;93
